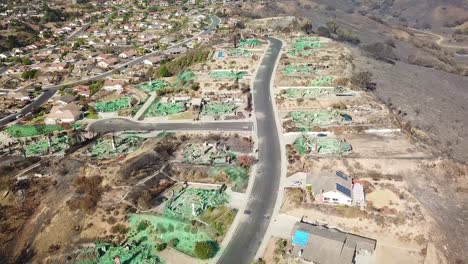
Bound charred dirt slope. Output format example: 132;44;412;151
240;0;468;163
303;0;468;30
234;1;468;262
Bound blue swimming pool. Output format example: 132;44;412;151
292;230;310;247
341;114;352;122
218;51;224;58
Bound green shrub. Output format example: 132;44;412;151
156;243;167;251
194;241;218;259
168;238;179;247
137;220;150;232
110;224;128;234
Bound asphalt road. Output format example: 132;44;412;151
65;23;91;41
218;37;283;264
88;118;253;133
0;89;56;126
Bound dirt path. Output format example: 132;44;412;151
406;27;468;49
336;17;468;50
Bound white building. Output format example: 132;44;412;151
45;103;82;125
306;171;354;206
102;79;126;92
352;183;366;207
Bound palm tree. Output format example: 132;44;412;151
18;139;26;158
231;28;241;48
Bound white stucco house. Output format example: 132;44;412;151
102;79;126;92
306;171;355;206
45;103;82;125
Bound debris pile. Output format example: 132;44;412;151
164;188;230;220
239;38;260;47
94;97;132;112
288;37;322;57
201;102;237;116
137;79;169;93
184;142;236;164
75;242;162;264
289;110;351;128
311;76;334;86
24;136;70;157
210;166;249;192
146;102;186;117
209;71;247;80
87;136;144;159
282;65;315;75
283;87;335;99
293;134;352;156
128;214;215;256
228;49;252;56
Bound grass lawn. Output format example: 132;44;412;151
5;124;63;138
200;206;237;242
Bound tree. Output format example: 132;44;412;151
21;69;38;80
190;82;200;91
302;20;313;34
168;238;179;247
22;57;32;65
156;243;167;251
89;80;104;95
194;241;218;259
350;71;375;91
326;21;338;34
6;35;20;50
237;155;255;168
336;28;360;44
148;6;159;12
43;5;67;22
275;239;288;256
235;21;245;29
157;65;172;77
233;31;241;48
362;42;397;62
110;224;128;234
43;30;53;38
317;26;331;38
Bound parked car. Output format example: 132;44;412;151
290;181;302;187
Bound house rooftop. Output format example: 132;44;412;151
291;222;376;264
306;171;353;198
56;94;77;104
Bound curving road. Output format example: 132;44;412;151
218;37;283;264
0;90;56;127
406;27;468;49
